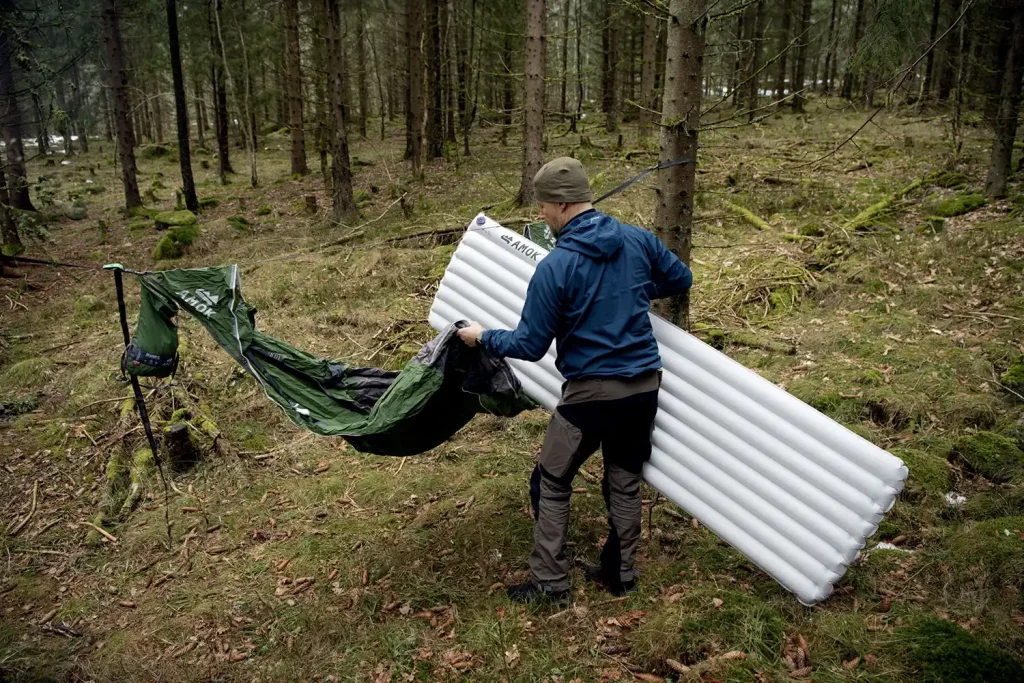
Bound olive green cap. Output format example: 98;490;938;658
532;157;593;203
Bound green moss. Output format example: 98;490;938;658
354;189;371;205
64;204;88;220
169;223;199;246
963;481;1024;520
0;358;55;391
151;233;183;260
127;218;151;232
799;222;825;236
892;447;951;500
930;171;968;188
918;216;946;234
153;210;197;228
951;432;1024;482
198;196;219;210
256;205;272;216
999;359;1024;394
934;193;986;218
227;215;250;231
938;516;1024;590
904;617;1024;683
0;393;39;418
74;295;105;313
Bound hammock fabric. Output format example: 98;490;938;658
122;265;535;456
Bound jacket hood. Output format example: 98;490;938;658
556;211;623;261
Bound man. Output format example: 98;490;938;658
457;157;693;603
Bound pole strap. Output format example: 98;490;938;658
592;156;697;205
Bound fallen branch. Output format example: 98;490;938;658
8;481;38;537
724;201;770;230
842;174;931;231
83;520;118;543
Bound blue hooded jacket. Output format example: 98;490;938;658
480;210;693;379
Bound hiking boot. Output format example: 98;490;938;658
506;580;571;606
584;564;637;596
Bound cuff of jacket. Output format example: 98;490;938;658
479;329;500;357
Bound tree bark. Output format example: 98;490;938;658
55;78;75;156
792;0;813;111
0;163;23;255
822;0;838;94
209;0;232;182
284;0;308;174
462;0;479;156
745;0;765;120
731;11;745;108
517;0;546;205
425;0;443;157
444;0;457;144
167;0;199;212
639;4;658;139
71;64;89;154
602;0;619;133
356;0;369;139
501;34;514;146
102;0;142;209
405;0;424;173
194;79;206;147
0;10;34;212
922;0;942;99
325;0;356;219
984;2;1024;197
560;0;571;119
655;0;704;329
841;0;866;100
774;0;792;103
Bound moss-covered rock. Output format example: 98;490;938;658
930;170;969;188
63;204;88;220
963;480;1024;520
951;432;1024;482
0;358;55;391
999;358;1024;395
152;234;183;260
198;196;219;210
892;447;950;500
127;218;151;232
140;144;171;159
169;223;199;246
940;516;1024;589
154;210;197;229
904;617;1024;683
256;205;272;216
934;193;986;218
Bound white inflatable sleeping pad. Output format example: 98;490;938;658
428;213;908;605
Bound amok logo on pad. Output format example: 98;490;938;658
177;288;220;318
499;234;544;262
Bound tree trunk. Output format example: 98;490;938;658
731;11;745;108
0;164;23;255
501;34;514;146
102;0;141;209
356;0;369;139
639;5;658;139
985;3;1024;197
745;0;765;120
602;0;619;133
517;0;546;205
0;12;34;212
456;0;469;135
774;0;792;103
101;88;114;143
194;79;206;147
56;78;75;156
370;24;387;140
406;0;424;172
313;0;330;181
822;0;838;94
284;0;308;174
214;1;257;188
841;0;866;100
167;0;198;212
444;0;457;144
325;0;356;220
560;0;571;119
209;0;232;182
71;64;89;154
462;0;478;156
655;0;704;330
34;93;52;152
792;0;813;111
922;0;942;99
572;0;582;131
425;0;443;157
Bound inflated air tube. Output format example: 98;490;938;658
428;213;908;605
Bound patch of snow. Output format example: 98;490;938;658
945;492;967;507
874;542;913;552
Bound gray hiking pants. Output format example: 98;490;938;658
528;371;661;591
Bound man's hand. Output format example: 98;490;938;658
457;322;485;347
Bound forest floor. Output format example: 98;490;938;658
1;101;1023;682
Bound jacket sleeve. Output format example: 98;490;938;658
648;233;693;300
480;260;561;361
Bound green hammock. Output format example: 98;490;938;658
120;265;535;456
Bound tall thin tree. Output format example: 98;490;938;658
425;0;443;157
405;0;424;173
655;0;705;329
284;0;308;174
791;0;813;111
639;3;658;140
167;0;199;212
325;0;357;219
102;0;142;209
0;2;34;212
517;0;546;205
984;2;1024;197
209;0;232;183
